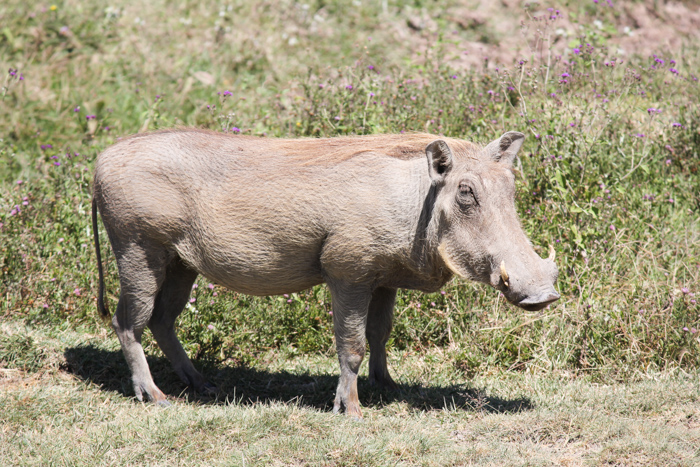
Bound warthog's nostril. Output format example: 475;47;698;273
517;291;560;311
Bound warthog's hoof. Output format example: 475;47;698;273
156;399;172;407
198;381;218;396
369;374;399;391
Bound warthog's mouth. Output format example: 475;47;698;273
516;291;561;311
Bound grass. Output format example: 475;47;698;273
1;0;700;464
2;322;700;465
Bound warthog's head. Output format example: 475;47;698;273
427;131;559;311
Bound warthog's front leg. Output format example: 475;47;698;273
327;280;372;419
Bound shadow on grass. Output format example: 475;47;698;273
63;344;532;414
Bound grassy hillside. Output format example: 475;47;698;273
2;0;700;464
3;0;698;373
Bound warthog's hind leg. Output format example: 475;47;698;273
111;242;169;405
366;287;398;390
148;256;217;395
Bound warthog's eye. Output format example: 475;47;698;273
458;182;479;206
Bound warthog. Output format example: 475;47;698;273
92;129;559;418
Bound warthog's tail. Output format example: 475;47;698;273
92;196;110;320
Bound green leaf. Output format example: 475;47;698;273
571;224;583;245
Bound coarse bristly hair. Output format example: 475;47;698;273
121;128;482;165
270;132;482;163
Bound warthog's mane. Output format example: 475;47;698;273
271;133;481;163
121;128;481;164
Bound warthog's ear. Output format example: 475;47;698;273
426;140;454;183
485;131;525;166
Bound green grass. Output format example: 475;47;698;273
1;0;700;464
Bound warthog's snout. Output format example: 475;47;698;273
495;252;560;311
517;291;561;311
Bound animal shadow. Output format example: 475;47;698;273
63;344;532;415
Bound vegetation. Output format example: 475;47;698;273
1;0;699;464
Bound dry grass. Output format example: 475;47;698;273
1;323;700;466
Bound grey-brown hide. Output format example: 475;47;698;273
92;129;559;418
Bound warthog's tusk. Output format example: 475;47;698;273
548;244;556;261
500;260;509;287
